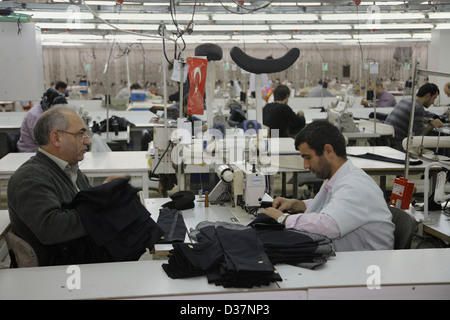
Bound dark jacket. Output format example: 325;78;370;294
263;102;305;138
71;178;164;261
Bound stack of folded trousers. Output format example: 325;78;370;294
162;215;335;288
249;214;335;269
162;221;281;288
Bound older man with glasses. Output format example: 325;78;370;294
7;107;114;266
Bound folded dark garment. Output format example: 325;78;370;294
156;207;187;244
348;152;422;165
162;240;223;279
162;191;195;210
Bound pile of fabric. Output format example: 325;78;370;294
162;214;335;288
72;178;164;262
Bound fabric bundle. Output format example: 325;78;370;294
162;221;281;288
71;178;164;262
162;215;335;288
248;214;335;270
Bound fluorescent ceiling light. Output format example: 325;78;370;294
142;2;172;6
183;35;231;40
293;34;352;40
360;1;406;5
271;24;351;30
98;13;209;21
16;10;94;20
274;2;323;5
321;12;425;20
41;42;85;47
104;34;160;41
232;34;292;40
435;24;450;29
412;33;432;39
353;33;412;39
41;34;103;40
194;25;269;31
428;12;450;19
36;22;97;29
84;1;117;5
354;23;433;29
213;13;318;21
97;23;159;30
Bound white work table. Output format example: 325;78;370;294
0;196;449;300
0;249;448;300
276;248;450;299
0;151;151;197
412;209;450;243
346;146;428;174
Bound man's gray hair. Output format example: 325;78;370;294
33;106;71;146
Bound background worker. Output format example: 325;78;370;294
263;84;306;138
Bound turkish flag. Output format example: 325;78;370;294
187;57;207;115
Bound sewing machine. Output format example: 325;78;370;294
209;163;266;215
327;99;359;133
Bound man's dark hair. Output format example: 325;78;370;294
130;83;142;90
55;81;67;90
294;119;347;158
273;84;290;101
416;83;439;98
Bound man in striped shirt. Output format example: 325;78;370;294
384;83;442;151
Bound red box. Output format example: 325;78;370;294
390;177;414;210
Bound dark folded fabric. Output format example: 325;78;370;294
162;221;280;288
348;152;423;166
212;226;280;288
248;214;335;270
156;207;188;244
72;178;164;261
162;215;335;286
162;191;195;210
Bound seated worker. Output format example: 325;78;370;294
8;107;116;266
263;84;306;138
307;80;336;98
444;82;450;99
116;83;142;100
262;120;395;252
17;88;67;152
384;82;442;151
361;81;397;108
55;81;68;95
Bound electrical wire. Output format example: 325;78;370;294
80;0;179;47
150;140;174;181
218;0;273;14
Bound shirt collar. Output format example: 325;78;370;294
38;147;69;172
38;148;79;181
324;160;349;192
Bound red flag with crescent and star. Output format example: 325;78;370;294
186;57;207;115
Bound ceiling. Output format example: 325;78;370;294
1;0;450;46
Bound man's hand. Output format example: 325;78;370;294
272;197;294;212
260;207;284;221
272;197;306;213
430;118;444;129
103;175;130;184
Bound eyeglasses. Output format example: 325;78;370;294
58;130;92;142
